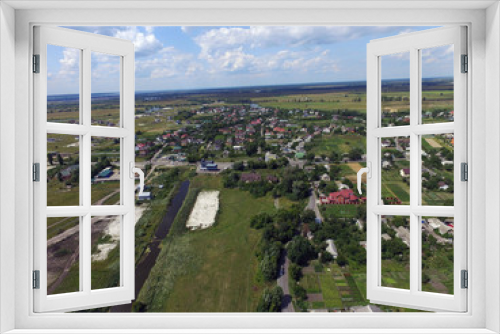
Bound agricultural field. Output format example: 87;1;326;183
381;162;410;205
253;91;366;112
295;262;367;311
310;134;366;157
321;205;359;219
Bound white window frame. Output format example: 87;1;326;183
0;1;499;333
365;26;467;312
33;26;136;312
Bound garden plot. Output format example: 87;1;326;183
186;190;219;230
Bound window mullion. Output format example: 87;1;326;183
409;46;420;295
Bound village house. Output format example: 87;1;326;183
240;173;262;183
320;188;365;205
400;168;410;178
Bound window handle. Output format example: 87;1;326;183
357;162;371;195
130;162;145;196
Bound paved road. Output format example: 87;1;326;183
306;189;323;221
277;250;294;312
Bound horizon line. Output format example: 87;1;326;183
48;76;453;97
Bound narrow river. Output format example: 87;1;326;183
111;180;190;312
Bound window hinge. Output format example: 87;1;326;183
33;54;40;73
33;163;40;182
461;162;468;181
461;270;468;289
33;270;40;289
461;54;468;73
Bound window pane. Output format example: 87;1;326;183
421;216;454;295
381;52;410;127
91;216;121;290
47;216;80;295
421;133;454;206
47;134;80;206
381;215;410;290
47;45;80;124
381;136;410;205
91;137;121;205
421;45;454;124
91;52;121;127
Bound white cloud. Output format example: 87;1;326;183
113;27;163;57
422;44;454;64
67;26;163;58
194;26;410;59
181;26;198;34
136;47;203;79
58;47;80;76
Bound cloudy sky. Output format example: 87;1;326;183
46;26;453;95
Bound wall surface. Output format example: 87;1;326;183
0;2;16;333
485;2;500;333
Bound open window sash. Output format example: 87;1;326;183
365;26;467;312
33;26;135;312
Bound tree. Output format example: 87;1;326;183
287;236;316;266
292;284;307;301
357;205;367;221
320;251;334;264
245;141;258;156
47;153;53;165
348;147;364;161
250;212;273;229
233;161;245;171
256;286;283;312
291;181;309;201
289;263;303;282
337;253;348;267
222;171;240;188
301;210;316;225
57;153;64;166
329;151;340;163
187;154;199;163
260;252;279;281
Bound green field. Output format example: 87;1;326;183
318;273;343;309
381;260;410;290
136;175;276;312
310;134;366;156
47;181;120;207
381;164;410;204
301;273;321;293
253;92;366;112
322;205;359;219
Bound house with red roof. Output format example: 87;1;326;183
320;188;366;205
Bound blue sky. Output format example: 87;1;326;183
47;26;453;94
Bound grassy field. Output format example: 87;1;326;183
47;181;120;207
253;92;366;112
381;260;410;290
136;175;276;312
381;164;410;204
319;273;343;309
322;205;359;219
310;134;366;156
299;263;365;311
